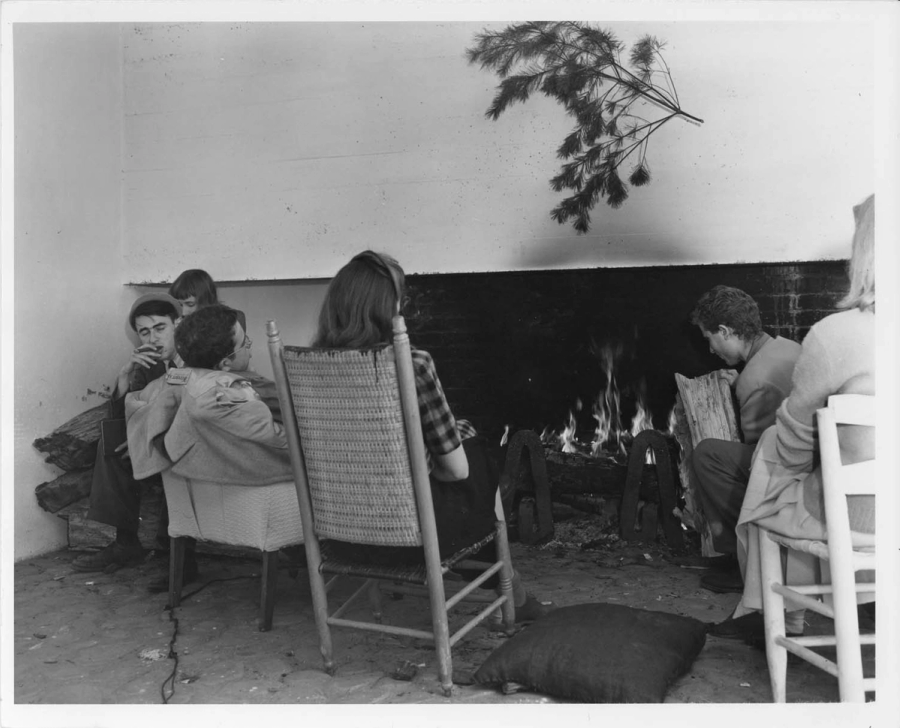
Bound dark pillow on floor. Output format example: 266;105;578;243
474;602;707;703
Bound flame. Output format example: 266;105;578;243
539;426;555;445
540;340;678;461
590;343;623;455
629;380;654;437
559;399;582;453
629;400;654;438
500;425;510;447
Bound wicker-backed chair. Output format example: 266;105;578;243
753;394;876;702
267;315;515;696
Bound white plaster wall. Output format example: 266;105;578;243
121;21;875;282
6;15;885;561
13;25;128;560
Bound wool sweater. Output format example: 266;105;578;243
735;334;802;445
774;308;875;531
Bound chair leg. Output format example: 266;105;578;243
828;549;866;701
367;580;383;623
303;544;336;675
758;525;788;702
259;550;279;632
168;536;186;610
422;537;453;696
494;491;516;631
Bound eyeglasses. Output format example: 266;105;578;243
226;334;252;359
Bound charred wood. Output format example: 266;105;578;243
32;402;108;472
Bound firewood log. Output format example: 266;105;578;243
544;449;661;501
673;370;741;556
32;401;108;471
34;469;93;513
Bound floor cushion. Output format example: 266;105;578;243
474;602;707;703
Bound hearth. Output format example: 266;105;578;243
405;260;847;442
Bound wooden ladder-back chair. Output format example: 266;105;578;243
267;315;516;696
752;394;876;702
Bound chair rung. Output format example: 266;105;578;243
772;584;835;618
448;596;508;648
862;678;876;692
330;578;376;620
327;615;434;641
776;636;839;678
445;562;503;611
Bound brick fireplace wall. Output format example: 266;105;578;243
405;261;849;443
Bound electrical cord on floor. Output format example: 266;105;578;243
160;574;259;704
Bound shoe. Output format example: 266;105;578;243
700;568;743;594
72;541;144;573
708;612;766;639
515;595;556;624
666;553;736;571
147;556;200;594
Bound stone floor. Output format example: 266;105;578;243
7;511;886;726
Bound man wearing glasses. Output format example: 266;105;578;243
124;304;291;590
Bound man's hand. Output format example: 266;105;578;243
121;345;162;376
717;369;739;387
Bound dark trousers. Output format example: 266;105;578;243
87;396;168;544
689;438;755;554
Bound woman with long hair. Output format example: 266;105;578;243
313;250;553;621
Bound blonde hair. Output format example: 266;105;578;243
838;193;875;312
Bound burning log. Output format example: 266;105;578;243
32;401;108;472
673;370;741;557
543;448;670;501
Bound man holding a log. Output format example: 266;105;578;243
71;293;183;574
688;286;801;594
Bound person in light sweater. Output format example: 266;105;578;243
688;286;802;593
712;193;875;640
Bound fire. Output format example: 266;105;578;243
499;425;510;447
543;341;674;461
666;405;678;436
590;342;623;456
559;399;582;453
629;385;654;438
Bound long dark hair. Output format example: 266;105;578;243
312;251;406;348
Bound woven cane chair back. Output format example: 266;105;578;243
281;344;424;547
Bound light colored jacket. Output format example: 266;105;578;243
126;368;292;486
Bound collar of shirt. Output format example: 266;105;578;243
745;332;771;363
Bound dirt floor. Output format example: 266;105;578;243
10;509;878;716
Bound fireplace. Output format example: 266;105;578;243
405;260;847;446
404;260;847;545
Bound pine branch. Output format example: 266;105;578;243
468;21;703;232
